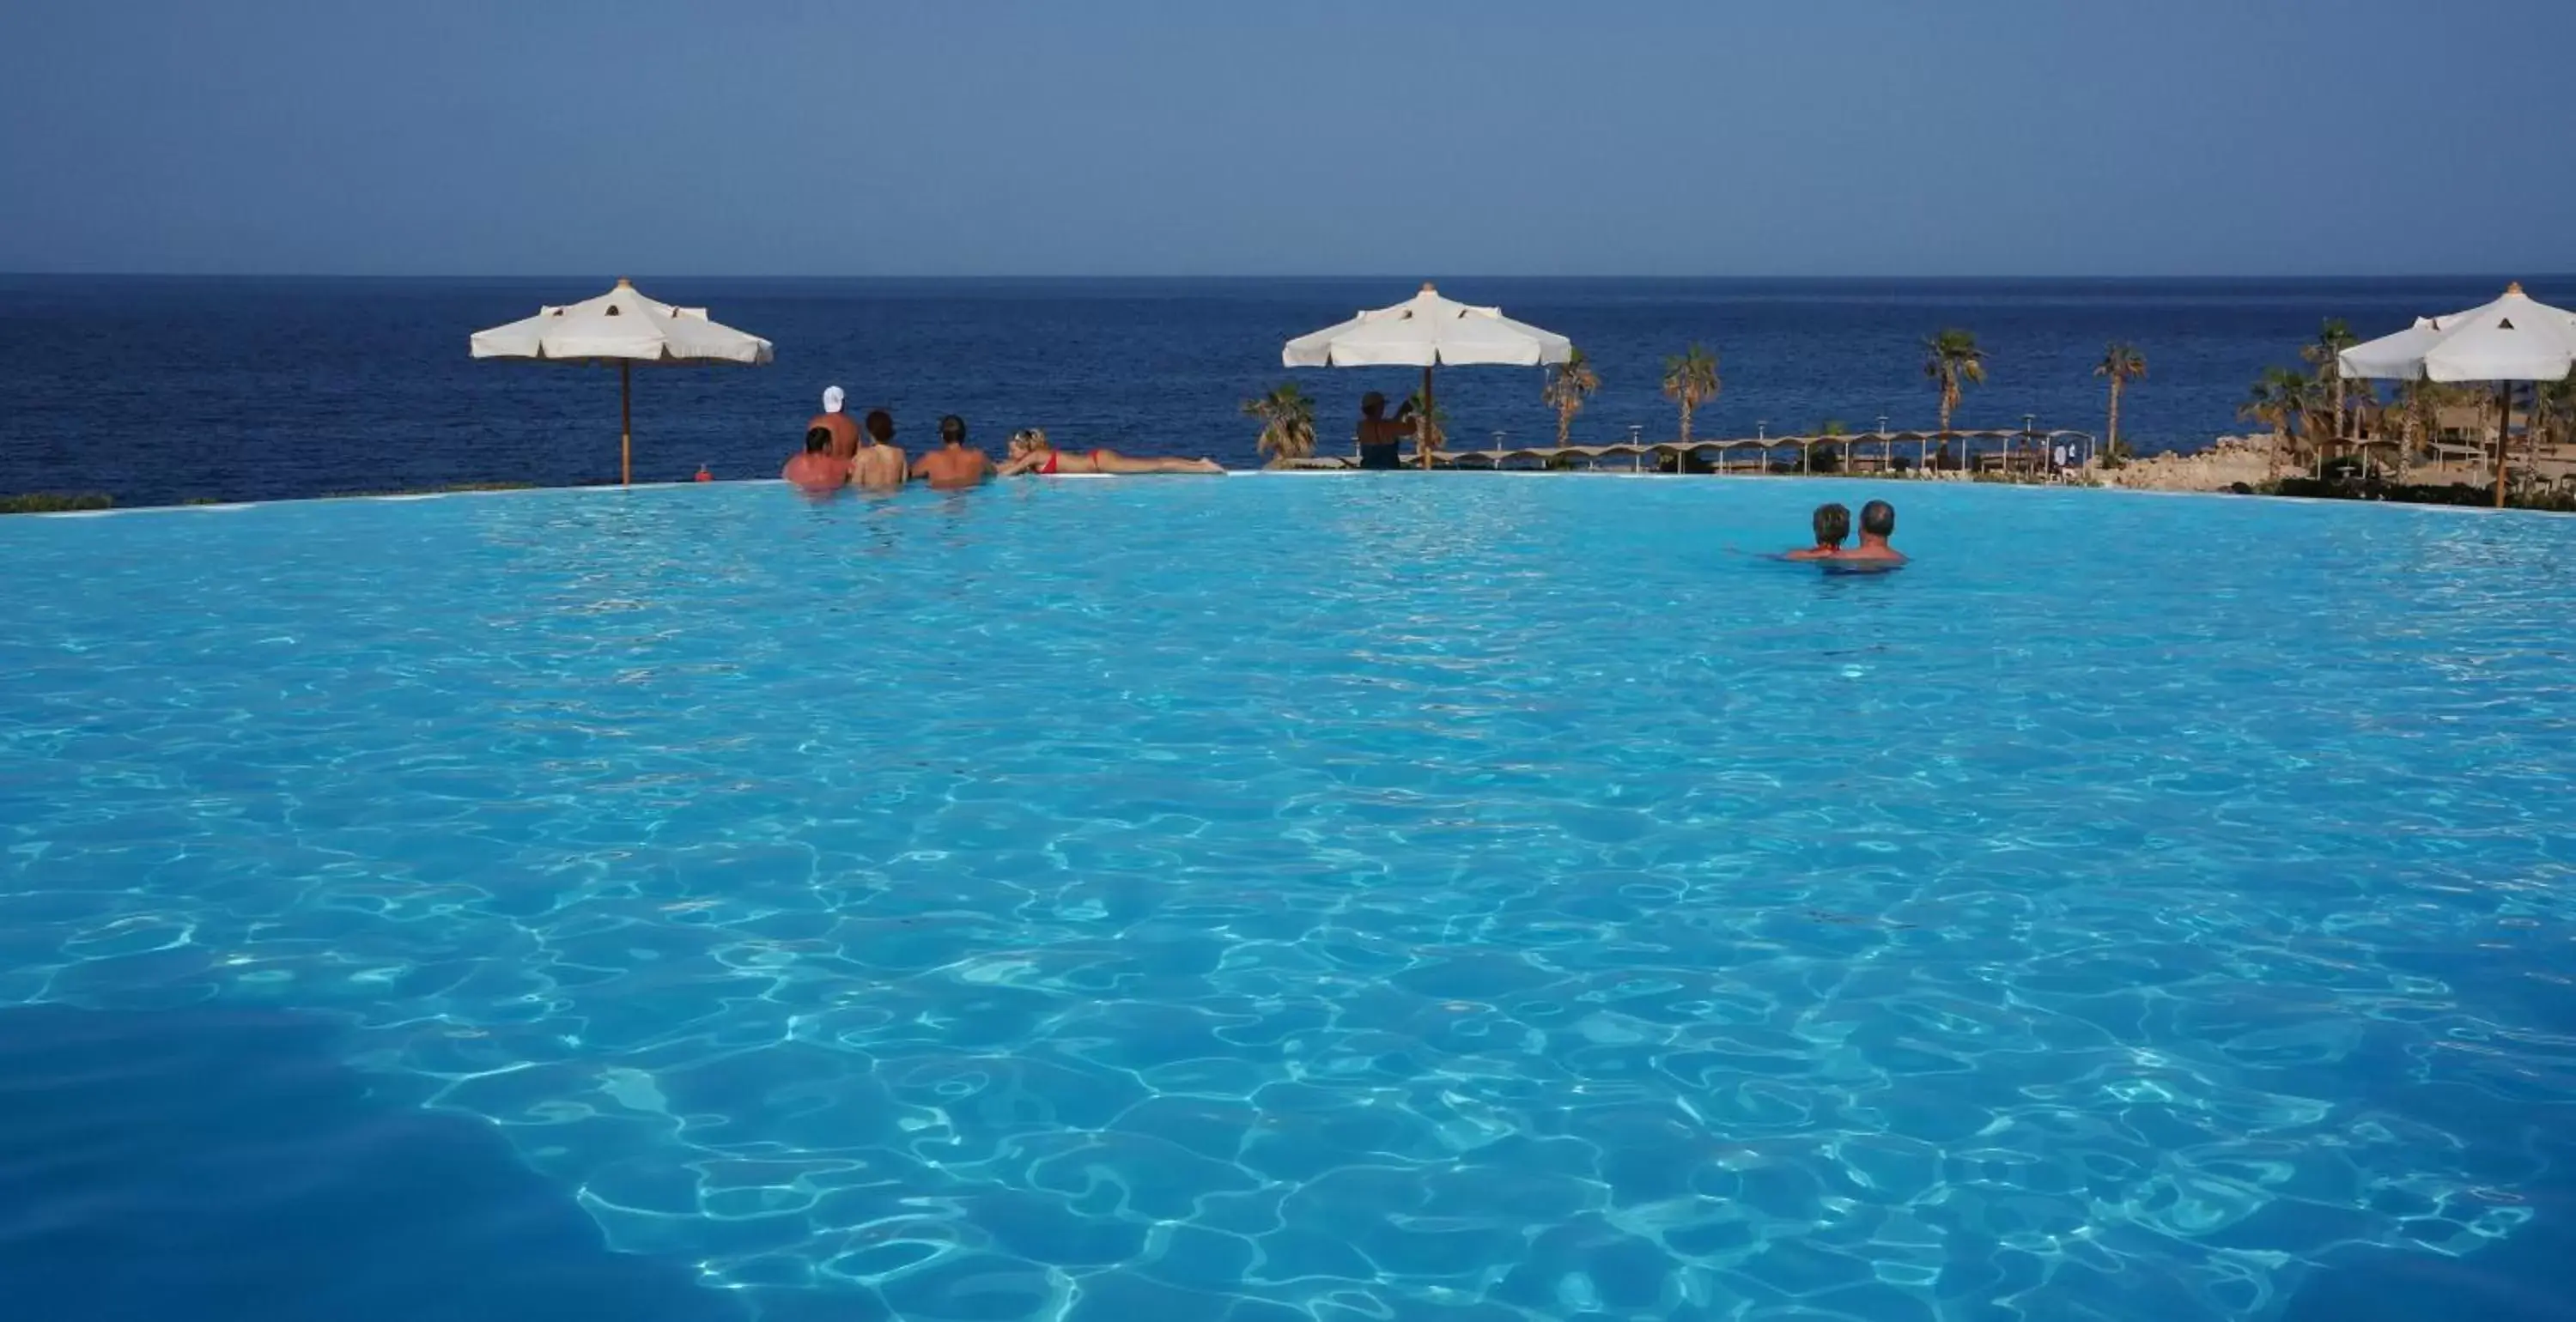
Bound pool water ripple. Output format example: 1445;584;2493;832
3;477;2574;1320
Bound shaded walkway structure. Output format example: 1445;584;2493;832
1297;427;2100;475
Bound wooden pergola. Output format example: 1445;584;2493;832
1437;427;2099;475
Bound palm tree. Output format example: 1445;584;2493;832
2094;343;2147;465
2395;376;2442;482
1241;382;1317;468
2239;367;2312;474
1814;419;1849;474
1541;347;1601;446
2407;377;2473;467
1662;344;1720;446
2530;372;2576;468
1400;387;1449;453
2301;318;2358;449
1923;330;1986;439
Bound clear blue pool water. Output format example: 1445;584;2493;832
2;476;2573;1322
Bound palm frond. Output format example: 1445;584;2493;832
2095;342;2147;382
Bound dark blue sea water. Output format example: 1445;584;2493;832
1;275;2564;504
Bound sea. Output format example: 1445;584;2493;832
0;275;2559;506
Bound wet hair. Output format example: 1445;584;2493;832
804;426;835;454
1011;428;1053;452
1812;502;1850;546
1859;500;1895;537
864;409;894;442
939;415;967;446
1360;391;1388;419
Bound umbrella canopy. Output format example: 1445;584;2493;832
2338;282;2576;384
1284;282;1572;368
471;278;773;485
1284;282;1571;469
2339;282;2576;507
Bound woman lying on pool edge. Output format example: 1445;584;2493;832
996;429;1224;476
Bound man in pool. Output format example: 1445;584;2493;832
805;385;860;461
1836;500;1906;564
782;423;852;491
912;415;993;488
1783;502;1849;560
849;409;907;489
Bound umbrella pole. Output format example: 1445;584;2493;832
1419;365;1435;470
620;361;634;487
2494;381;2511;509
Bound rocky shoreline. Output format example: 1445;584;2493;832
2097;436;2279;492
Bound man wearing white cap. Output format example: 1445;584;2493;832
804;385;860;463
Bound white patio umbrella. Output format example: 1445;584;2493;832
1284;282;1572;469
471;278;775;486
2339;282;2576;507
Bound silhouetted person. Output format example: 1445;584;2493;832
1355;391;1416;470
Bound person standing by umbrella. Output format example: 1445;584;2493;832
1284;282;1572;471
1354;391;1416;470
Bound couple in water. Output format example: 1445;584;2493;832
1784;499;1905;564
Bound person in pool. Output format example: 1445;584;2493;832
782;423;852;491
995;428;1224;476
805;385;860;461
1835;500;1906;564
912;415;993;488
848;409;907;490
1782;502;1850;560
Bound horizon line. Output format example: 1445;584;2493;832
2;270;2566;284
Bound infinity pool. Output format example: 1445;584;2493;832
3;477;2572;1322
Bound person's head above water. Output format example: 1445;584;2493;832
1360;391;1388;420
1811;502;1851;548
939;415;967;446
1859;500;1895;540
804;425;835;454
865;409;894;444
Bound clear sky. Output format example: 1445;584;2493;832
3;0;2569;277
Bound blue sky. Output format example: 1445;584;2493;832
3;0;2569;276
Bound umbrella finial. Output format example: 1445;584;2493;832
1419;281;1437;293
616;276;634;288
2506;281;2524;295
